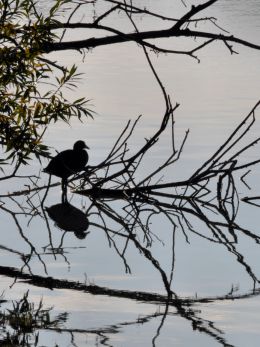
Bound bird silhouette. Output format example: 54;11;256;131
44;140;89;202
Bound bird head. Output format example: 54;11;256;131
73;140;89;150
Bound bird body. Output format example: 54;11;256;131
44;140;89;202
44;147;88;179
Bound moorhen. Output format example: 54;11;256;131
44;140;89;202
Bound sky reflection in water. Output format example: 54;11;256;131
1;0;260;346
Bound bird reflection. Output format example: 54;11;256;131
46;202;89;239
43;140;89;202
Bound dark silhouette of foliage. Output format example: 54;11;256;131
0;0;92;173
0;291;66;346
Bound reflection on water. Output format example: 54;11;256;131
46;202;89;238
1;105;260;345
2;0;260;346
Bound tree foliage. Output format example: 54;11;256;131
0;0;92;170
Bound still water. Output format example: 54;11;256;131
2;0;260;346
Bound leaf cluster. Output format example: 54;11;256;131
0;0;93;169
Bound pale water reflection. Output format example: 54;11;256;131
1;1;260;346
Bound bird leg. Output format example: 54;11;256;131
62;178;68;203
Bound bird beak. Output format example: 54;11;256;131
85;144;90;149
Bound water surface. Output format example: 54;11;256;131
1;1;260;346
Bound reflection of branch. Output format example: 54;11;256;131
1;263;259;304
0;202;47;274
1;264;259;346
152;301;170;347
45;304;232;347
0;244;24;257
96;200;173;296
